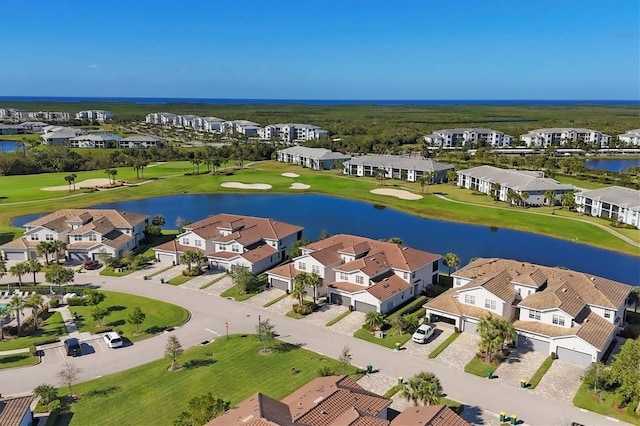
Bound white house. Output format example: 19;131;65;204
153;213;303;274
457;165;574;206
260;123;328;142
202;116;225;132
344;154;454;183
276;146;351;170
41;128;84;145
19;121;48;133
0;209;148;262
266;234;441;314
119;135;163;148
575;186;640;229
75;110;114;122
424;128;513;148
617;129;640;146
424;258;632;365
221;120;261;135
520;128;611;148
69;133;118;148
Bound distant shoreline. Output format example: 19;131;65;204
0;96;638;106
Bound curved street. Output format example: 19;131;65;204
0;273;629;426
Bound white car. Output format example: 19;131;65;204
412;323;436;344
103;331;123;348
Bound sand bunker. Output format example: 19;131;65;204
221;182;272;190
282;172;300;178
41;178;113;191
370;188;423;200
290;183;310;189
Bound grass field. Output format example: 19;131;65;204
428;332;461;359
0;352;39;369
465;357;500;378
353;327;412;349
72;291;189;341
573;383;640;425
219;286;258;301
0;311;66;351
53;334;361;426
527;356;554;389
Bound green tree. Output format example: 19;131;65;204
45;265;74;293
0;305;10;340
291;274;308;306
609;338;640;407
9;262;28;287
582;361;609;395
628;287;640;312
26;259;42;285
8;295;26;337
128;307;146;333
36;241;54;266
561;192;576;210
26;293;44;331
446;169;457;184
442;252;460;276
180;250;205;275
520;191;530;206
64;174;75;192
91;305;110;326
165;335;184;371
33;384;58;406
289;237;311;259
85;289;106;306
307;272;323;305
400;371;443;406
256;318;276;353
49;240;67;264
229;265;255;295
375;167;386;186
478;313;502;363
544;190;556;207
0;258;6;280
417;172;434;194
365;311;384;330
173;393;230;426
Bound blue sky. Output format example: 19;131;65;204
1;0;638;99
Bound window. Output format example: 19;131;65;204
552;314;565;326
30;234;39;241
45;234;54;241
182;238;190;245
232;245;239;253
529;310;541;320
464;294;475;305
604;310;611;319
484;299;496;310
312;265;319;274
74;235;81;241
89;234;97;242
298;262;306;271
403;272;409;280
195;240;201;247
340;272;348;281
356;275;364;285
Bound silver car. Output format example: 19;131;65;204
412;323;436;344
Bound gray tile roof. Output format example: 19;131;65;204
278;146;349;161
458;165;574;192
120;135;162;142
576;186;640;210
346;154;454;173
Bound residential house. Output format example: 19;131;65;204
221;120;261;135
19;121;48;133
575;186;640;229
0;395;34;426
617;129;640;146
424;258;632;365
75;110;114;122
119;135;163;148
208;375;468;426
456;165;574;206
519;128;611;148
69;133;118;148
41;127;84;145
0;209;149;262
344;154;454;183
276;146;351;170
266;234;441;314
260;123;329;142
0;124;26;135
424;128;513;148
153;213;303;274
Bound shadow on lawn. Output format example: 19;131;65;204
85;386;121;398
183;358;217;369
107;305;126;313
273;342;304;353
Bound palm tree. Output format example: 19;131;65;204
180;250;204;275
36;241;53;265
307;273;323;305
520;191;530;207
478;314;503;363
109;169;118;184
490;182;500;202
8;295;26;337
26;293;44;331
50;240;67;264
9;262;28;287
291;274;308;306
544;190;556;207
496;317;517;352
64;175;74;192
446;169;457;184
417;172;433;195
375;168;387;186
0;305;10;340
365;311;384;330
443;252;460;276
0;259;6;280
561;192;576;210
400;371;443;406
628;287;640;313
26;259;42;285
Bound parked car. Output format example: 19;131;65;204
412;323;436;344
103;331;123;348
64;338;82;357
84;259;101;270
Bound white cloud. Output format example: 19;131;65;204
88;64;100;69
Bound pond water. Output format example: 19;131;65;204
585;158;640;172
12;194;640;285
0;140;24;153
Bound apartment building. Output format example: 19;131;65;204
75;110;114;122
424;128;513;148
259;123;329;142
617;129;640;146
575;186;640;229
520;128;611;148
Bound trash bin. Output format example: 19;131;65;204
160;278;165;284
499;412;506;422
520;379;526;388
487;370;493;379
510;414;517;425
397;376;403;385
394;342;401;351
366;365;373;374
143;275;148;280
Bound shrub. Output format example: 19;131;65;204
67;297;87;306
49;298;60;308
47;399;61;413
29;344;38;357
317;366;334;376
293;304;313;315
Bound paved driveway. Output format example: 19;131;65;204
327;311;366;336
492;348;547;388
531;360;585;404
301;304;348;328
432;332;480;370
403;323;455;359
240;288;286;308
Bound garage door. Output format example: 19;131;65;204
156;252;176;264
270;278;289;291
463;320;478;334
331;293;350;306
518;335;550;353
354;300;377;313
69;252;88;262
3;251;26;261
556;347;593;365
430;313;457;325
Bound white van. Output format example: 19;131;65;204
103;331;123;348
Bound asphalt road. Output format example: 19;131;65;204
0;275;629;426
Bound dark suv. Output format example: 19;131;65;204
64;338;82;357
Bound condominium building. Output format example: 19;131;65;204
520;128;611;148
259;123;328;142
575;186;640;229
75;110;114;122
424;128;513;148
344;154;454;183
275;146;350;170
617;129;640;146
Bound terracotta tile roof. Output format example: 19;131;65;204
425;288;506;320
73;218;115;235
335;258;367;273
390;405;470;426
308;246;343;266
39;217;68;232
187;213;303;241
518;282;587;318
153;240;202;254
367;274;410;301
591;276;633;309
25;209;148;229
457;270;517;301
339;241;370;256
0;396;33;426
513;320;575;338
350;414;390;426
0;238;33;249
329;281;368;294
241;243;278;263
209;251;241;260
267;263;298;280
575;312;617;350
206;392;292;426
66;242;101;249
101;230;133;250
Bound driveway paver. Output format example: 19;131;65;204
198;275;235;297
492;348;547;388
300;303;348;328
327;311;366;336
262;294;294;316
432;332;480;370
403;323;455;359
531;359;585;404
241;288;286;308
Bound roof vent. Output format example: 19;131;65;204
562;288;567;293
590;276;596;281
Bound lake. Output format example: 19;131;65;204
12;194;640;285
0;140;24;153
585;158;640;172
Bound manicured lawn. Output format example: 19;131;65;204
219;286;258;301
353;327;411;349
286;310;306;319
0;311;67;351
428;332;461;359
573;383;640;425
326;310;352;326
166;274;193;285
99;268;133;277
527;356;554;389
0;352;39;369
56;334;361;425
383;384;403;398
72;291;188;342
464;357;500;378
